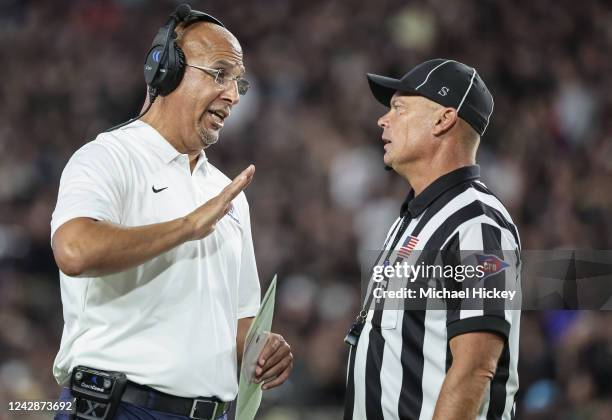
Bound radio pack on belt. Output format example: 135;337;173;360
70;366;127;420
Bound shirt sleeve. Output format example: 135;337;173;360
236;197;261;319
442;221;520;342
51;140;126;240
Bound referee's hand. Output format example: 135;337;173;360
185;165;255;240
254;333;293;390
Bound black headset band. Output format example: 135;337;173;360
182;11;225;28
143;4;224;94
105;4;224;132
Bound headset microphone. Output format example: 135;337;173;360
104;3;224;133
174;4;192;20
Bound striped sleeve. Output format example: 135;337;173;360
442;222;518;341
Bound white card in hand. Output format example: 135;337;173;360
243;331;270;383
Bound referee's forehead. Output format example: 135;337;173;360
391;92;443;112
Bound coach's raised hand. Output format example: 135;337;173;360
52;165;255;277
186;164;255;240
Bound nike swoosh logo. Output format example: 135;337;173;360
152;186;168;193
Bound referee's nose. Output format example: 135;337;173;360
378;110;391;129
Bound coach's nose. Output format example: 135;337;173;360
220;81;240;107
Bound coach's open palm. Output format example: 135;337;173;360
186;165;255;240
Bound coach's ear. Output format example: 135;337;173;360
432;107;458;136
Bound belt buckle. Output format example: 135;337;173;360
190;399;219;420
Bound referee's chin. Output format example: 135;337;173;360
383;156;394;172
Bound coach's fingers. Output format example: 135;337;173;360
256;355;291;383
220;165;255;202
262;364;292;390
258;342;290;375
256;343;292;380
257;334;285;369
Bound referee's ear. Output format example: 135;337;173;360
431;107;458;137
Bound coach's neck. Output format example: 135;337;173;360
140;96;190;155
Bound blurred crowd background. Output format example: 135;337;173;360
1;0;611;419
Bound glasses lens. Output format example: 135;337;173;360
237;79;250;95
213;71;224;86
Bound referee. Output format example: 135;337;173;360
344;59;521;420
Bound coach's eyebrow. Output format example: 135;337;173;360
211;59;245;75
210;59;233;67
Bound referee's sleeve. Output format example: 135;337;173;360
442;222;519;342
51;140;125;240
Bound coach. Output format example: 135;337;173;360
51;5;292;420
345;59;521;420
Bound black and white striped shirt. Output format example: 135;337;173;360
345;165;521;420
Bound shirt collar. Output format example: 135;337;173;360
192;150;210;175
131;120;210;174
401;165;480;218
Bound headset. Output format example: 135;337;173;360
105;3;224;132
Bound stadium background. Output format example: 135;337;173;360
1;0;611;419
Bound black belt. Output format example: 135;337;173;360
120;381;230;420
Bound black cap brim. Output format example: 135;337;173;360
367;73;417;107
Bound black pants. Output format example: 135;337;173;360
54;387;229;420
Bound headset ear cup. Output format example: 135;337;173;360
145;8;224;97
174;46;186;88
158;44;186;96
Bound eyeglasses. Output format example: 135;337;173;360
186;64;250;95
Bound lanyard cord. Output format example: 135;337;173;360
358;214;412;320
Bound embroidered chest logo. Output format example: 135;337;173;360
226;203;240;224
152;185;168;193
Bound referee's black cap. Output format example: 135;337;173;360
367;59;494;135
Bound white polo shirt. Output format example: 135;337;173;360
50;120;261;400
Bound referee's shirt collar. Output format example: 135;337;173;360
402;165;480;217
